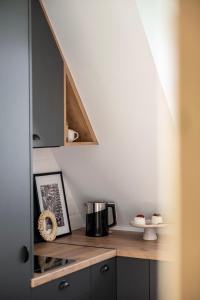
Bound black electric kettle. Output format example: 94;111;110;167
85;201;117;237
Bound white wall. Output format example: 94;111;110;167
33;149;83;229
41;0;177;229
135;0;179;222
136;0;179;119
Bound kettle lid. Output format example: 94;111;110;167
85;201;106;214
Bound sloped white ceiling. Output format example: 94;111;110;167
42;0;176;228
136;0;178;119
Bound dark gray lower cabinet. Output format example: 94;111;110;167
117;257;162;300
150;260;172;300
117;257;149;300
90;258;116;300
32;258;116;300
150;260;158;300
31;267;90;300
74;293;90;300
32;257;160;300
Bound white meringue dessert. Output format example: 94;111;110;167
134;214;146;225
151;213;163;225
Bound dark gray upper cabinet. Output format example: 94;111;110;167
117;257;149;300
32;0;64;148
0;0;32;299
91;258;116;300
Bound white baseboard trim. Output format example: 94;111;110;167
71;224;143;232
112;225;143;232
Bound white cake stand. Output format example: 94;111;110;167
130;220;167;241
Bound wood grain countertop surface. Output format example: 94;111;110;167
55;228;173;261
31;228;173;288
31;243;116;288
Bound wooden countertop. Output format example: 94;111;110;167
55;228;172;261
31;228;173;288
31;243;116;288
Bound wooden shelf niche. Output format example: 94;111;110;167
64;65;98;146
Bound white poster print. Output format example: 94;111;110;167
36;174;70;236
40;183;64;227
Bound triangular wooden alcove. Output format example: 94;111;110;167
64;65;98;145
40;0;98;146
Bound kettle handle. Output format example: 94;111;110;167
107;203;117;228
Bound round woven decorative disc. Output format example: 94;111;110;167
38;210;57;242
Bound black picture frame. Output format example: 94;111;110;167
33;171;71;242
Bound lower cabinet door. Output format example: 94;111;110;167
31;268;90;300
74;292;90;300
117;257;149;300
150;260;158;300
90;258;116;300
150;260;172;300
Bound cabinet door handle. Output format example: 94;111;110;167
100;264;109;273
21;246;29;263
33;133;40;141
59;280;70;290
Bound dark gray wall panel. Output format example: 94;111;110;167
0;0;32;299
32;0;64;148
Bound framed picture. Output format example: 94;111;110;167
34;171;71;238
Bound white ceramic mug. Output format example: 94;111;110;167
67;129;79;142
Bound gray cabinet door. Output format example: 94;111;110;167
31;268;90;300
32;0;64;148
150;260;158;300
0;0;32;299
117;257;149;300
150;260;171;300
74;293;90;300
90;258;116;300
